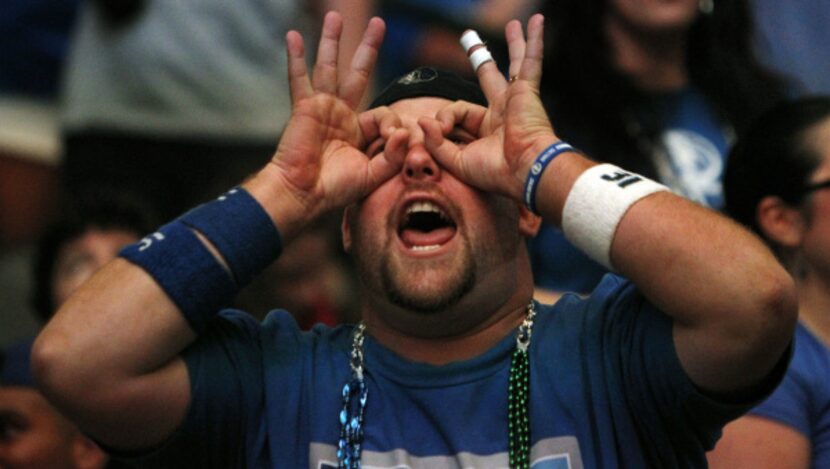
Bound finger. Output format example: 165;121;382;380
286;30;314;103
505;20;526;81
366;127;407;188
460;29;506;100
419;116;463;171
312;11;343;95
434;101;487;137
519;14;545;85
358;106;402;150
338;17;386;109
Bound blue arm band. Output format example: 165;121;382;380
179;188;283;287
119;221;237;333
523;141;575;215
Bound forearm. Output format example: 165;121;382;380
612;193;796;392
532;144;797;392
611;194;790;331
32;257;196;445
32;171;298;445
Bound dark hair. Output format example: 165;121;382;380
540;0;786;177
724;96;830;240
31;189;158;322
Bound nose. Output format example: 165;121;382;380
402;143;441;182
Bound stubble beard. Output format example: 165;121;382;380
381;249;477;315
354;233;477;316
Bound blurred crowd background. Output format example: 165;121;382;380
2;1;830;467
1;0;827;345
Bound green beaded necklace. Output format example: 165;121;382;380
509;301;536;468
339;301;537;469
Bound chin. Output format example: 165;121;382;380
382;262;476;315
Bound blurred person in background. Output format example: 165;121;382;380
234;213;360;327
530;0;786;298
374;0;539;85
60;0;371;221
1;190;155;469
750;0;830;97
0;381;111;469
707;96;830;468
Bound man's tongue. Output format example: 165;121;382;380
400;226;455;247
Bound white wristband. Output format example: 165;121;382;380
562;164;669;270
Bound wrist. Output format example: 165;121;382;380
562;164;669;269
243;164;318;243
522;138;576;215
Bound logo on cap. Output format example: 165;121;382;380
398;67;438;85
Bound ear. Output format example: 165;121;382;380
72;433;108;469
517;202;542;238
342;205;354;253
756;195;805;248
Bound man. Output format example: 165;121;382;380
31;12;796;468
0;384;109;469
1;190;152;469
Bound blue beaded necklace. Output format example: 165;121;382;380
337;302;537;469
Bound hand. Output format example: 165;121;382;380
420;14;558;201
264;12;406;223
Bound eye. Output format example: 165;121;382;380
0;414;28;442
448;128;475;147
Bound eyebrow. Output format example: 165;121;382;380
801;178;830;194
0;409;24;421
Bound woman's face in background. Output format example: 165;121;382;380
605;0;700;35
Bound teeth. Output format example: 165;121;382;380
406;201;446;217
411;244;441;251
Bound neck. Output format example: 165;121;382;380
363;302;530;365
796;270;830;346
604;15;689;91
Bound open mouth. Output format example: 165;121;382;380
398;200;457;251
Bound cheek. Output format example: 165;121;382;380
801;198;830;258
353;189;398;239
1;423;66;465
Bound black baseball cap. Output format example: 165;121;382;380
369;67;488;109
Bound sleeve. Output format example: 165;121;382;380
115;310;266;468
594;276;790;467
747;329;812;437
748;372;810;436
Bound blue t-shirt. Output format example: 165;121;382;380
748;322;830;466
127;275;770;468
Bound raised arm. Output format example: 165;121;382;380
31;12;403;450
422;14;797;396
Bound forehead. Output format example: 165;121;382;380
0;387;43;413
59;228;139;253
388;96;454;122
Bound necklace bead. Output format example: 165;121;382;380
338;302;536;468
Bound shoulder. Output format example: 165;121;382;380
533;273;669;352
